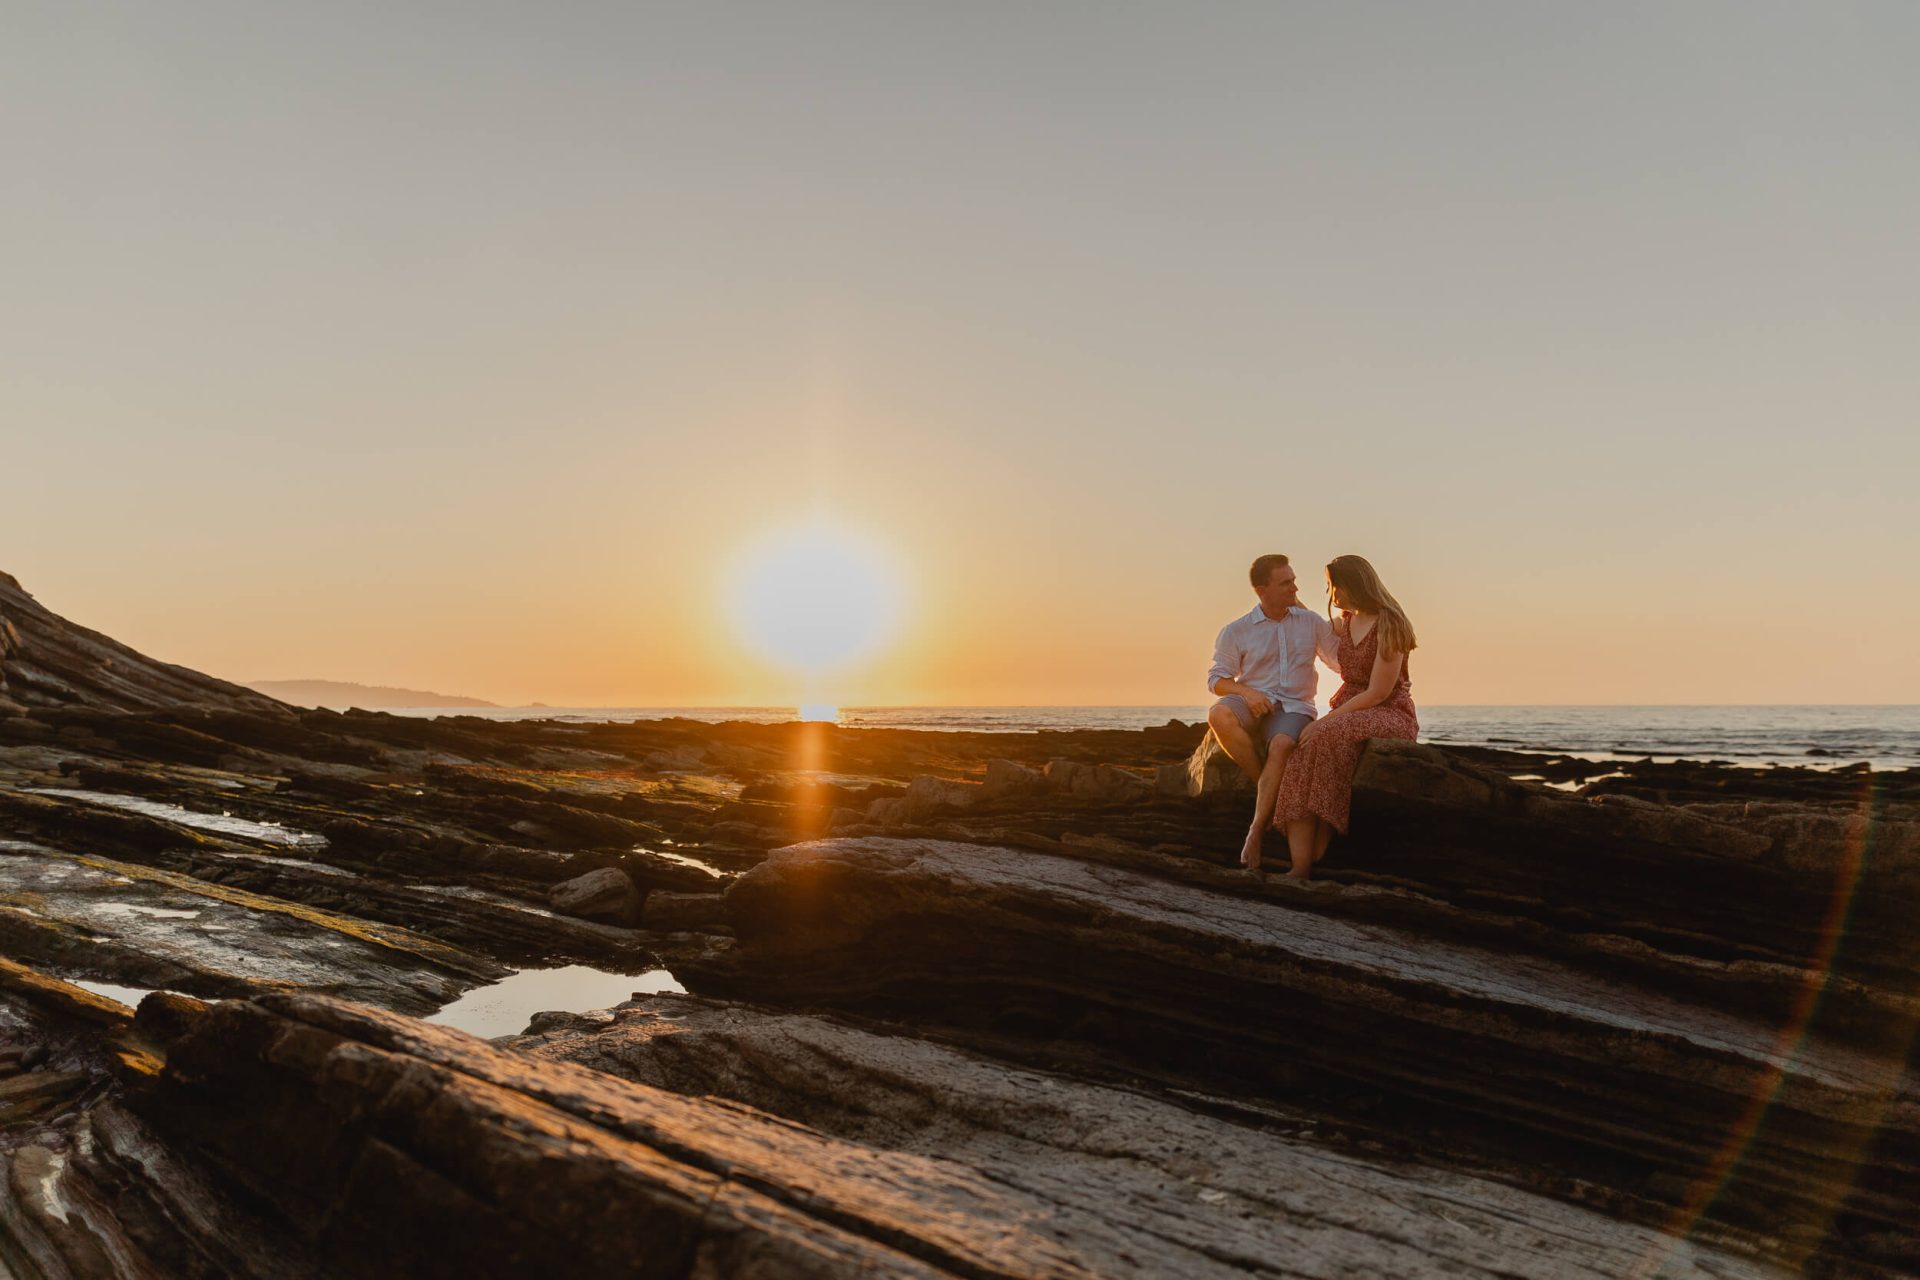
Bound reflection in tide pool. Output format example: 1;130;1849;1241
429;966;684;1039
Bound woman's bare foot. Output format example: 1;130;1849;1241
1285;865;1311;880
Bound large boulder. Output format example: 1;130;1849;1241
905;775;979;812
980;758;1045;801
1158;729;1253;797
549;867;643;926
865;775;981;825
1042;760;1152;803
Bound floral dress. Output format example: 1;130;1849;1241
1271;617;1418;834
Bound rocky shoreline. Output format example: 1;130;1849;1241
4;569;1918;1278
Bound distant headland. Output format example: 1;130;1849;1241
244;679;499;709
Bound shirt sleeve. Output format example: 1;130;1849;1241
1206;622;1238;693
1314;612;1342;671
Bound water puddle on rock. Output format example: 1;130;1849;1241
67;978;180;1009
96;903;203;921
637;845;728;879
213;851;356;877
1510;774;1634;793
23;789;328;848
1545;772;1631;792
428;966;685;1039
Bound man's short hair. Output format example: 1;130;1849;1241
1249;554;1291;588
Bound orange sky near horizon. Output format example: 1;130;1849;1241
4;4;1913;709
3;506;1885;710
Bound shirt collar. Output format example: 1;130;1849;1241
1249;604;1295;624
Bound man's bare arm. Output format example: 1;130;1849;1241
1211;677;1273;715
1208;627;1271;714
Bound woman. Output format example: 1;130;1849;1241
1268;555;1418;879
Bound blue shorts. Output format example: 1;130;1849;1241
1212;695;1313;750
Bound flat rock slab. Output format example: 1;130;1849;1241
691;838;1920;1263
0;844;503;1014
708;837;1903;1091
128;989;1754;1280
508;993;1789;1279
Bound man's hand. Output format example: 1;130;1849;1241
1211;678;1272;717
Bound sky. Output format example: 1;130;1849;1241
4;2;1915;707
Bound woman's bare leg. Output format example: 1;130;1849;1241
1312;819;1334;864
1284;818;1317;879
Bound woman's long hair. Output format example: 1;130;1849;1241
1327;555;1417;657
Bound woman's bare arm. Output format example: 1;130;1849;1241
1313;647;1404;722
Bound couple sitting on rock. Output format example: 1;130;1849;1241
1207;553;1419;878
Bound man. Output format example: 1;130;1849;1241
1207;553;1343;870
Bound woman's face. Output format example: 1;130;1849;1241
1326;575;1344;610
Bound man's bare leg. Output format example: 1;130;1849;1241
1206;704;1264;783
1240;738;1293;870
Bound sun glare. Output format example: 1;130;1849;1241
727;521;904;678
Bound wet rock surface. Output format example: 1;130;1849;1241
120;991;1793;1280
691;836;1920;1265
4;568;1919;1277
504;993;1791;1279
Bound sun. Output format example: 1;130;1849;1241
726;520;905;677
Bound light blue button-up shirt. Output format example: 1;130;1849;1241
1207;605;1343;717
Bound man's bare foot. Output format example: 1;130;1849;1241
1239;827;1263;870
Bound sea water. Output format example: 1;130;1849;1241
387;705;1920;769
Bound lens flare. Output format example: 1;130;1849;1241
1629;770;1911;1275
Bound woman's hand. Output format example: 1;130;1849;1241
1297;719;1323;746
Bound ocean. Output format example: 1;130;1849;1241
386;704;1920;770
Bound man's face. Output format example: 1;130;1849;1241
1256;565;1300;613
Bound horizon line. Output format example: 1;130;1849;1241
358;701;1920;710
